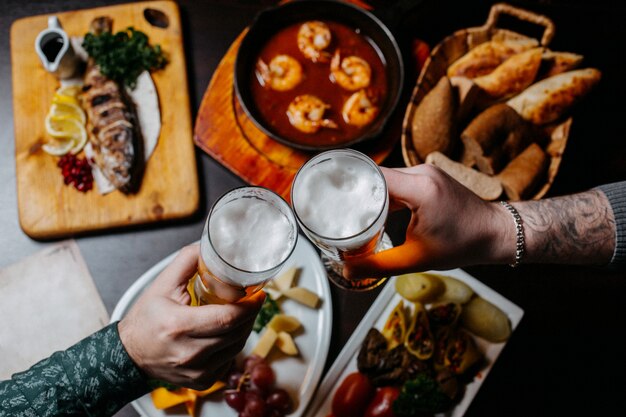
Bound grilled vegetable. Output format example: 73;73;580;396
427;301;461;329
382;300;407;349
405;303;434;360
358;328;429;387
444;330;481;375
432;327;453;371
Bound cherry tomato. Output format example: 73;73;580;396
364;387;401;417
331;372;374;417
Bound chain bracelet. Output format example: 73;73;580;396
500;201;525;267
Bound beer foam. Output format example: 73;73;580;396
293;155;386;238
207;197;294;272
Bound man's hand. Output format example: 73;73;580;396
118;245;265;390
344;164;514;280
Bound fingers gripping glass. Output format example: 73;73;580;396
194;187;298;304
291;149;391;291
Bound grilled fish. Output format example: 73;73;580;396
82;16;144;194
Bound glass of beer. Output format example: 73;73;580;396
194;186;298;304
291;149;390;291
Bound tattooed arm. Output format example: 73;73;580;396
511;190;615;265
343;165;622;280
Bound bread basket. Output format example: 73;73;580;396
401;3;571;200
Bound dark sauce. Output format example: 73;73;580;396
250;21;388;148
42;37;64;62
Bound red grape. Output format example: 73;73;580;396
227;371;244;389
244;355;264;373
225;355;293;417
244;391;266;417
265;409;284;417
266;388;292;413
224;390;246;412
250;362;275;390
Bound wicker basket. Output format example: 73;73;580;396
401;3;571;200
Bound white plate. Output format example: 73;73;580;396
304;269;524;417
111;236;332;417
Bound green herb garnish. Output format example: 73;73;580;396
393;374;453;416
82;27;167;88
147;379;179;391
253;294;280;333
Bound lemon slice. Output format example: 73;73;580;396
49;103;86;125
42;137;76;156
52;93;80;106
45;114;86;139
69;127;88;154
57;85;82;97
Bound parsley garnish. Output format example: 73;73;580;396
82;27;167;88
253;294;281;333
393;374;454;416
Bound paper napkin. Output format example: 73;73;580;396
0;240;109;380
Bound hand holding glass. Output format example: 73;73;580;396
195;187;298;304
291;149;390;291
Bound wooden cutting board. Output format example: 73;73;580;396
10;0;198;239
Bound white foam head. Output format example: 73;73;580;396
201;188;297;287
207;197;293;273
292;151;387;240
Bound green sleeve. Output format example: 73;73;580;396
0;322;150;417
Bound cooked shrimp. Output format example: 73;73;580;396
342;90;378;127
256;54;303;91
298;21;332;63
330;50;372;91
287;95;338;133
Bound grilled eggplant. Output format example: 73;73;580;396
82;16;144;194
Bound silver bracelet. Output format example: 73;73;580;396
500;201;526;267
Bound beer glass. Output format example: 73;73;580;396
194;187;298;304
291;149;390;291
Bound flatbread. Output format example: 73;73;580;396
426;151;503;200
539;51;583;78
473;48;543;99
507;68;601;124
447;38;539;79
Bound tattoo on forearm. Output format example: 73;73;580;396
518;190;616;264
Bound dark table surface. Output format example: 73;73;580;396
1;1;625;416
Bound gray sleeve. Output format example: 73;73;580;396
595;181;626;268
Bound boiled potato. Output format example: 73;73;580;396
395;273;444;303
437;274;474;304
460;297;511;342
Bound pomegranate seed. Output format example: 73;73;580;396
57;155;93;193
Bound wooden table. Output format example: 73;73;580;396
1;1;624;416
